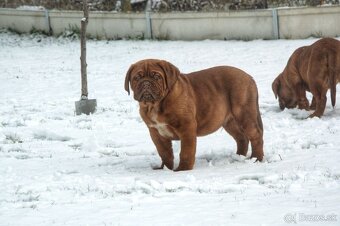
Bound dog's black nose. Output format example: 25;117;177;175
142;81;152;89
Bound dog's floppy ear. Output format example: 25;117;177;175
159;60;180;90
125;64;135;95
272;77;281;99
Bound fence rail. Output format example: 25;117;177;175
0;6;339;40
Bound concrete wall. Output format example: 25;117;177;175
277;6;340;39
0;8;48;33
151;11;274;40
49;11;147;39
0;6;339;40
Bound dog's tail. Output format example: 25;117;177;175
329;52;337;108
256;90;263;132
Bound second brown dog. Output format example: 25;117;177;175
272;38;340;118
125;59;264;171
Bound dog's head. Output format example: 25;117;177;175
272;73;297;110
125;59;180;104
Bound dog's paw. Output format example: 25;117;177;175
174;164;193;172
151;162;165;170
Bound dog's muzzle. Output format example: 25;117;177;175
279;99;285;110
279;98;297;110
136;80;161;103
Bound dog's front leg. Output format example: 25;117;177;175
175;131;197;171
310;96;316;110
149;128;174;170
308;84;328;118
294;84;309;110
308;94;327;118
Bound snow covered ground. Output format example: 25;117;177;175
0;31;339;225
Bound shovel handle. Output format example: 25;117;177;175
80;0;89;98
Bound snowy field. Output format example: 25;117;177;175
0;31;339;226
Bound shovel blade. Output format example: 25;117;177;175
75;99;97;115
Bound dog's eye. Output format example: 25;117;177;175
151;72;161;80
134;74;143;81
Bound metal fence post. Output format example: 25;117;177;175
44;9;52;35
272;8;279;39
145;0;153;39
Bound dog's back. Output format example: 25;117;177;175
185;66;256;96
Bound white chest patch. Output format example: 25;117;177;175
149;113;174;138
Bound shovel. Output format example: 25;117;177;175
75;0;97;115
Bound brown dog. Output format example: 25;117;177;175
125;59;264;171
272;38;340;118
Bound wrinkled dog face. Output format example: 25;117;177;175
125;59;180;104
272;75;297;110
132;69;165;103
126;62;166;103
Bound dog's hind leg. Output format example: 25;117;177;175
243;122;264;161
223;117;249;157
232;106;264;161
